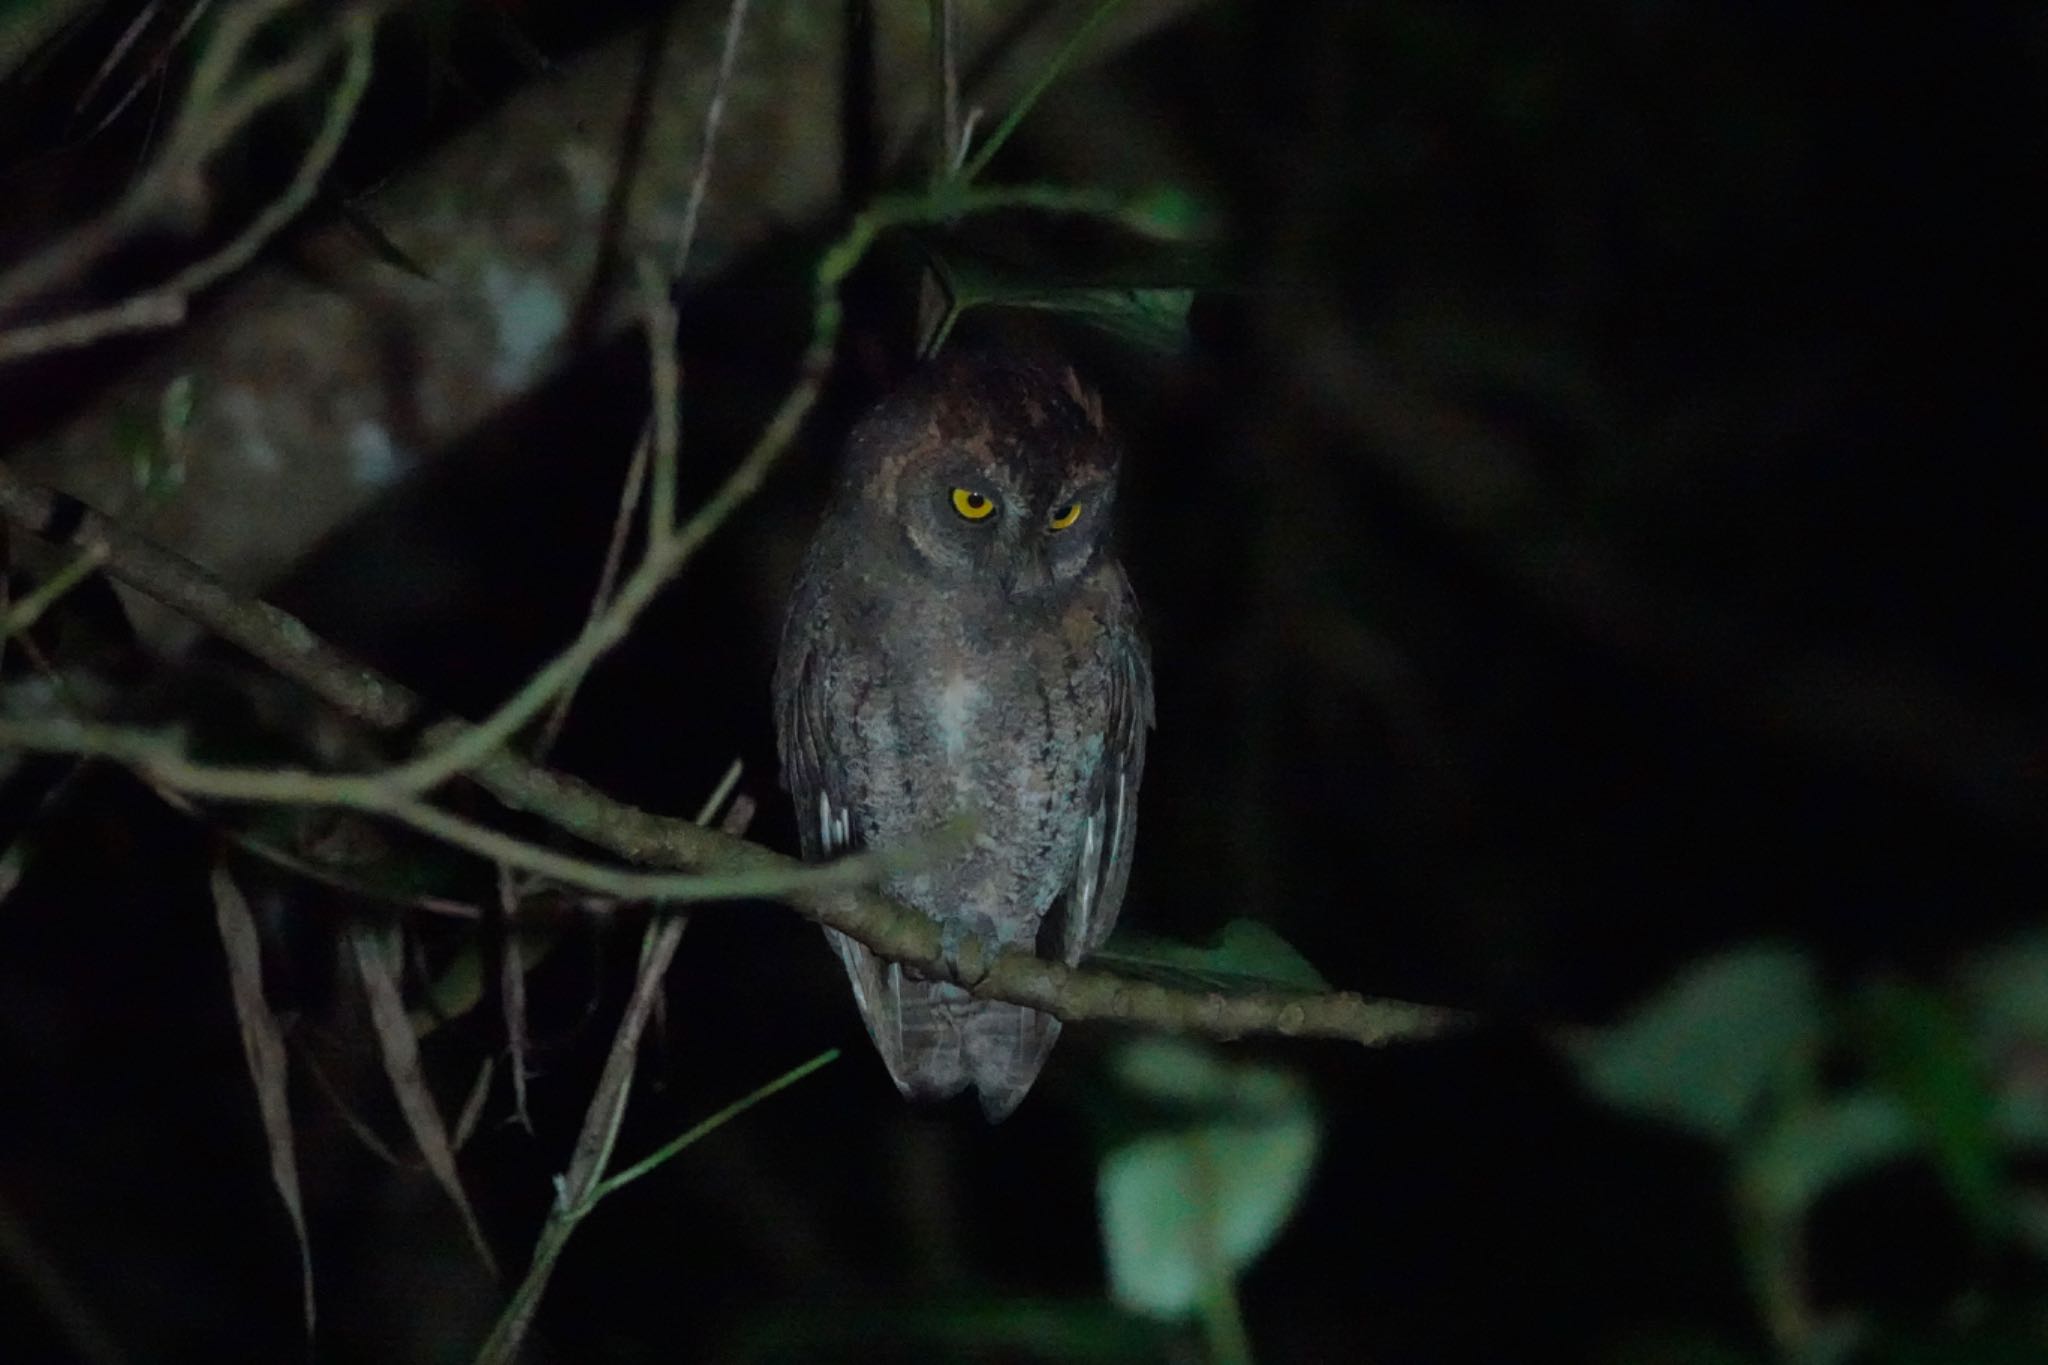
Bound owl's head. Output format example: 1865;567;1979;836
838;350;1121;599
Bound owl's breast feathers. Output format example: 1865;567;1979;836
775;543;1151;1118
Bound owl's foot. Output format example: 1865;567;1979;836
939;918;998;988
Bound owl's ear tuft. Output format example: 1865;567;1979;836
1061;366;1107;433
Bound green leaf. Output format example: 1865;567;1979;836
979;284;1193;355
1857;980;2006;1234
1570;944;1823;1141
1962;934;2048;1054
1607;1330;1766;1365
726;1298;1176;1363
1094;919;1332;997
1742;1089;1920;1217
1097;1039;1319;1319
931;254;1196;356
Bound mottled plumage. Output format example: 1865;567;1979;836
773;351;1152;1119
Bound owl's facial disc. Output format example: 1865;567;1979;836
895;460;1114;600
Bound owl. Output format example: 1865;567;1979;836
773;350;1152;1120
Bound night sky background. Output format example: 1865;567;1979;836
2;2;2044;1362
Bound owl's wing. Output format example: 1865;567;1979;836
776;629;925;1093
1050;599;1155;965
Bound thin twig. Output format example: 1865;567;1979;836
531;433;646;760
74;0;216;141
0;5;380;362
0;712;965;904
638;258;681;540
955;0;1132;184
670;0;752;283
928;0;963;178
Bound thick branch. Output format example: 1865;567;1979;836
0;461;1461;1051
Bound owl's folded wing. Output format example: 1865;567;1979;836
775;636;916;1077
1050;607;1155;965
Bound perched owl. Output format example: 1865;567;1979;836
773;350;1152;1119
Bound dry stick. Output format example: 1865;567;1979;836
928;0;963;177
0;712;959;901
639;259;683;575
0;5;381;362
74;1;217;141
955;0;1132;185
531;433;647;760
496;865;536;1134
669;0;751;284
0;468;421;730
0;0;387;316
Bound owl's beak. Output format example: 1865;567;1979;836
1002;546;1053;597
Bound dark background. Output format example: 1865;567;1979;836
3;2;2044;1361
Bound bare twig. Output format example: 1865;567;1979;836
955;0;1132;184
929;0;963;176
0;469;423;731
531;433;646;760
0;4;381;362
669;0;752;282
496;866;535;1134
74;1;217;141
0;712;964;904
639;258;681;542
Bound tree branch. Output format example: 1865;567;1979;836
0;459;1461;1052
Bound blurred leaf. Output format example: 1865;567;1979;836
1116;184;1221;242
1797;1318;1874;1365
1990;1086;2048;1149
211;862;315;1343
1858;981;2005;1235
0;839;24;903
1570;944;1822;1141
2012;1190;2048;1262
1098;1038;1318;1319
1095;918;1332;997
1861;1318;2048;1365
1607;1329;1767;1365
1742;1090;1919;1217
1962;934;2048;1054
727;1297;1177;1363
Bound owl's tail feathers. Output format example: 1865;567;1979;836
825;928;1061;1121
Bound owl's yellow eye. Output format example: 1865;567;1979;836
951;488;996;521
1047;502;1084;531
